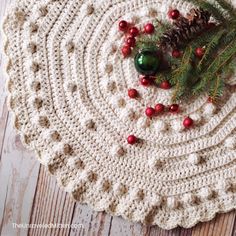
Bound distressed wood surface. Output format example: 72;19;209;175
0;0;235;235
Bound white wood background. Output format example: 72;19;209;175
0;0;236;235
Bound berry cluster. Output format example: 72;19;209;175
126;103;194;144
139;75;172;89
126;83;195;144
119;20;155;57
118;13;199;145
168;9;206;59
145;104;179;118
119;11;206;60
171;44;205;61
144;104;194;129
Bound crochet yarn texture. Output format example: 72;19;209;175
2;0;236;229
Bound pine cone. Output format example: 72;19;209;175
160;8;211;49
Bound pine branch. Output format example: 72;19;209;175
220;28;236;45
171;47;194;101
154;72;172;85
187;0;227;23
209;75;224;100
180;25;224;50
197;29;226;71
214;0;236;20
153;21;171;32
193;37;236;93
201;29;236;71
136;22;170;49
203;38;236;76
132;0;236;101
221;57;236;78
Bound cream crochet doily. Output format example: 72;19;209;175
2;0;236;229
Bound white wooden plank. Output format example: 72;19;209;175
70;205;112;236
0;116;40;236
0;0;40;236
28;167;75;236
107;215;144;236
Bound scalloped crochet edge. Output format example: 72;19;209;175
2;0;236;230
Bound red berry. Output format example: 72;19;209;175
121;45;131;57
169;104;179;113
155;103;165;113
126;36;136;47
195;47;205;58
183;117;194;128
172;50;181;58
144;23;155;34
129;27;139;37
128;89;138;98
140;76;151;86
119;20;128;31
127;135;137;145
207;97;215;103
145;107;155;117
168;9;180;20
160;81;171;90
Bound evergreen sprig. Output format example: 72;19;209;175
188;0;228;23
173;0;236;101
193;37;236;94
209;75;225;99
187;0;236;23
134;0;236;102
197;29;226;71
136;21;171;50
171;47;194;101
214;0;236;20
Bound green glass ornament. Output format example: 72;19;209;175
134;49;161;75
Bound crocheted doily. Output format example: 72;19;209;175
3;0;236;229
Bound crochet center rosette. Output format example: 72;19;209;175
3;0;236;229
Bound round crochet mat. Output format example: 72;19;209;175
3;0;236;229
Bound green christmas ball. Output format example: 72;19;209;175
134;49;161;76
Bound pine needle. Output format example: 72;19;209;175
209;75;224;100
133;0;236;101
197;29;226;71
188;0;227;23
214;0;236;20
136;23;170;49
171;47;193;101
193;37;236;93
